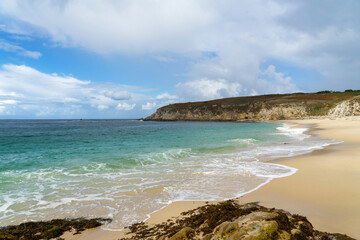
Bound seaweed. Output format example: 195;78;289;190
119;201;355;240
120;201;263;240
0;217;111;240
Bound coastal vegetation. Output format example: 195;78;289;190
145;91;360;121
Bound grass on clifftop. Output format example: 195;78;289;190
164;90;360;116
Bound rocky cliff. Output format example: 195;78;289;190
145;92;360;121
328;96;360;118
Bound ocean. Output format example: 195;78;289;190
0;120;337;229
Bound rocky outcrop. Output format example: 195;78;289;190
0;217;111;240
121;201;354;240
146;102;309;121
145;93;360;121
328;96;360;118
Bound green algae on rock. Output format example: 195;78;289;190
120;201;355;240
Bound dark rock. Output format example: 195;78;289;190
0;218;111;240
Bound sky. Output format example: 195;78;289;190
0;0;359;119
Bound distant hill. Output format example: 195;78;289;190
145;91;360;121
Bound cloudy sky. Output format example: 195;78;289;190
0;0;359;118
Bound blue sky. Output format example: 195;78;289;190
0;0;359;119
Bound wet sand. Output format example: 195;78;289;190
63;118;360;239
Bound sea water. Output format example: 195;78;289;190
0;120;338;229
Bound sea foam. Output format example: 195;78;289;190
0;120;340;230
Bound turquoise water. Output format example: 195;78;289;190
0;120;336;229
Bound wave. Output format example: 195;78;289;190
226;138;257;145
0;123;341;230
137;148;193;163
276;123;309;141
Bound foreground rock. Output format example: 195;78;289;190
0;218;111;240
121;201;354;240
145;91;360;121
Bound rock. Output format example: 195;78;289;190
328;96;360;117
235;211;278;225
296;220;313;236
145;92;360;122
242;220;279;240
145;101;309;121
211;221;240;239
201;233;212;240
278;230;291;240
119;201;355;240
168;227;194;240
290;228;307;240
210;220;279;240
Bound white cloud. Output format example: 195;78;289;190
260;65;297;93
102;90;131;100
0;64;89;101
0;0;359;103
116;102;136;111
97;105;109;110
0;64;142;117
156;92;177;100
0;99;18;104
0;39;42;59
0;0;216;53
19;50;42;59
263;65;291;85
176;78;242;101
141;102;156;110
176;63;298;101
0;90;21;97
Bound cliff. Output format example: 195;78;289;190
145;92;360;121
328;96;360;118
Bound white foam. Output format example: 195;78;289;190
276;123;309;141
138;148;193;163
0;123;342;230
226;138;257;145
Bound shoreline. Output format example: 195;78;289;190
240;119;360;238
1;118;353;239
60;118;360;239
144;119;359;238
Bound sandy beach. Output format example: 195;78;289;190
63;118;360;239
240;118;360;238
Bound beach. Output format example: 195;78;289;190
241;118;360;238
62;118;360;239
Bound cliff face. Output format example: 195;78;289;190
146;102;308;121
145;92;360;121
328;96;360;118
